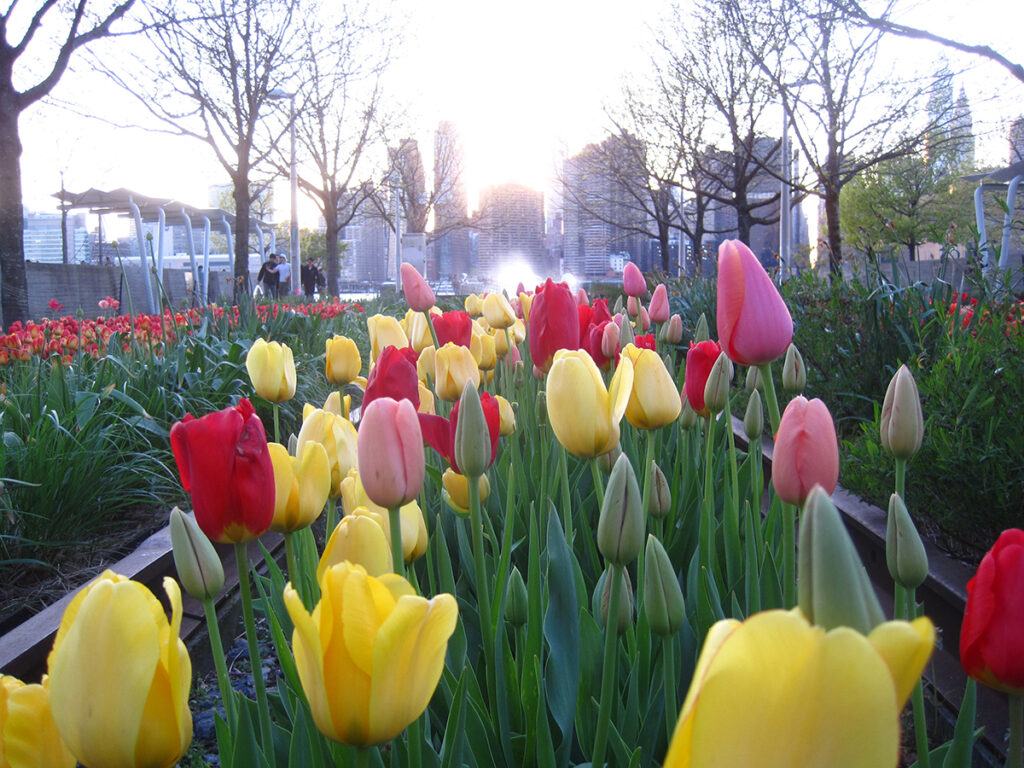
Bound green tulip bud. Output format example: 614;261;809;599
505;566;528;627
703;352;731;415
169;506;224;601
536;389;547;426
612;295;624;316
594;567;634;634
886;494;929;590
643;535;685;636
596;443;623;474
782;343;806;394
798;486;885;634
745;365;763;394
618;314;635;348
597;453;644;566
648;461;672;519
744;390;764;441
679;396;698;430
880;365;924;461
693;313;710;343
455;380;489;478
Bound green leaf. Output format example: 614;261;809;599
439;669;469;768
941;678;977;768
543;507;580;760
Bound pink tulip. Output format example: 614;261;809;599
623;262;646;297
508;344;522;365
400;263;435;312
601;321;620;360
577;288;590;306
639;306;651;331
717;239;793;366
664;314;683;344
627;296;640;318
648;284;670;324
772;396;839;505
357;397;425;508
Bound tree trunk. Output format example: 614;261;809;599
735;189;752;244
323;202;339;298
0;98;28;328
824;186;843;278
232;170;252;300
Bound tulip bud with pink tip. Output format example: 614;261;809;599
627;296;639;319
664;314;683;344
357;397;425;509
623;262;646;297
601;321;621;360
772;396;839;506
639;306;651;331
648;284;670;324
577;288;590;306
400;263;435;313
716;240;793;365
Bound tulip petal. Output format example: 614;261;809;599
3;678;76;768
318;515;392;581
368;594;458;744
868;617;935;708
608;356;635;427
285;583;335;741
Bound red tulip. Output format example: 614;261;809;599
418;393;500;474
685;340;722;416
717;239;793;365
357;397;425;509
528;279;579;373
432;310;473;348
623;262;646;297
363;345;420;410
635;333;656;351
401;263;435;312
960;529;1024;694
772;396;839;505
170;398;275;543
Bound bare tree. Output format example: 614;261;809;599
104;0;302;296
1;0;135;327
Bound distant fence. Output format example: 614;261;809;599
842;255;1024;295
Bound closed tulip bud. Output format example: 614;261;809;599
482;293;516;329
744;390;764;440
598;453;644;565
517;291;533;321
886;494;928;590
798;485;885;634
506;567;529;627
703;352;731;415
745;365;763;393
623;261;646;297
620;343;682;429
169;507;224;601
648;461;671;518
663;313;683;344
693;313;710;343
627;295;640;319
475;332;497;371
577;287;590;306
679;396;698;429
357;397;425;509
644;535;685;635
269;441;331;532
454;381;489;478
246;338;296;402
325;335;361;385
547;350;634;458
318;514;392;579
648;283;670;324
612;295;624;315
601;320;621;360
297;407;359;498
464;293;482;316
495;395;516;436
782;343;806;394
772;396;839;506
717;239;793;365
367;314;409;366
400;262;435;312
0;675;76;768
403;308;435;353
493;328;510;358
596;443;622;474
595;567;634;634
339;470;428;562
435;342;480;401
535;389;547;425
441;468;491;516
48;572;192;768
417;345;436;384
619;313;635;348
880;365;924;461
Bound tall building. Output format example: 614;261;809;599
430;121;472;281
562;137;651;279
23;209;89;263
340;207;391;283
476;184;545;282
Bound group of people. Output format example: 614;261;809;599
257;254;326;300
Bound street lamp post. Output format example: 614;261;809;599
268;88;299;294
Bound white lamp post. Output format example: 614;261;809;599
268;88;299;294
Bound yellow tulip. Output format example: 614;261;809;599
434;342;480;402
284;563;458;746
464;293;483;316
325;335;361;385
268;441;331;532
340;469;429;561
322;390;351;419
1;675;75;768
511;318;527;344
441;468;491;515
546;350;634;458
664;609;934;768
402;308;438;353
47;572;192;768
417;345;436;385
418;382;436;415
297;407;359;497
476;333;497;371
495;395;516;435
246;338;296;402
518;292;533;322
620;343;682;429
367;314;409;366
493;328;510;358
482;293;516;329
318;513;392;580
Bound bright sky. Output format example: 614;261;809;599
15;0;1024;226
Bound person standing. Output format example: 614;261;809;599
301;257;323;300
276;254;291;297
257;253;279;298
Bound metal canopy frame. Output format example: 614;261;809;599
964;160;1024;273
53;187;275;309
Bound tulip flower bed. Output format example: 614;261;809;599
1;246;1022;768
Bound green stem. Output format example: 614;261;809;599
408;715;423;768
233;543;276;767
592;563;624;768
326;499;339;542
201;597;235;726
701;415;718;579
895;457;907;501
724;399;741;587
388;506;405;577
758;362;782;434
590;458;606;510
273;402;280;445
783;501;796;608
640;429;656;524
353;746;373;768
663;635;677;744
1008;694;1023;768
559;444;573;545
424;309;441;350
907;587;930;768
468;474;496;717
